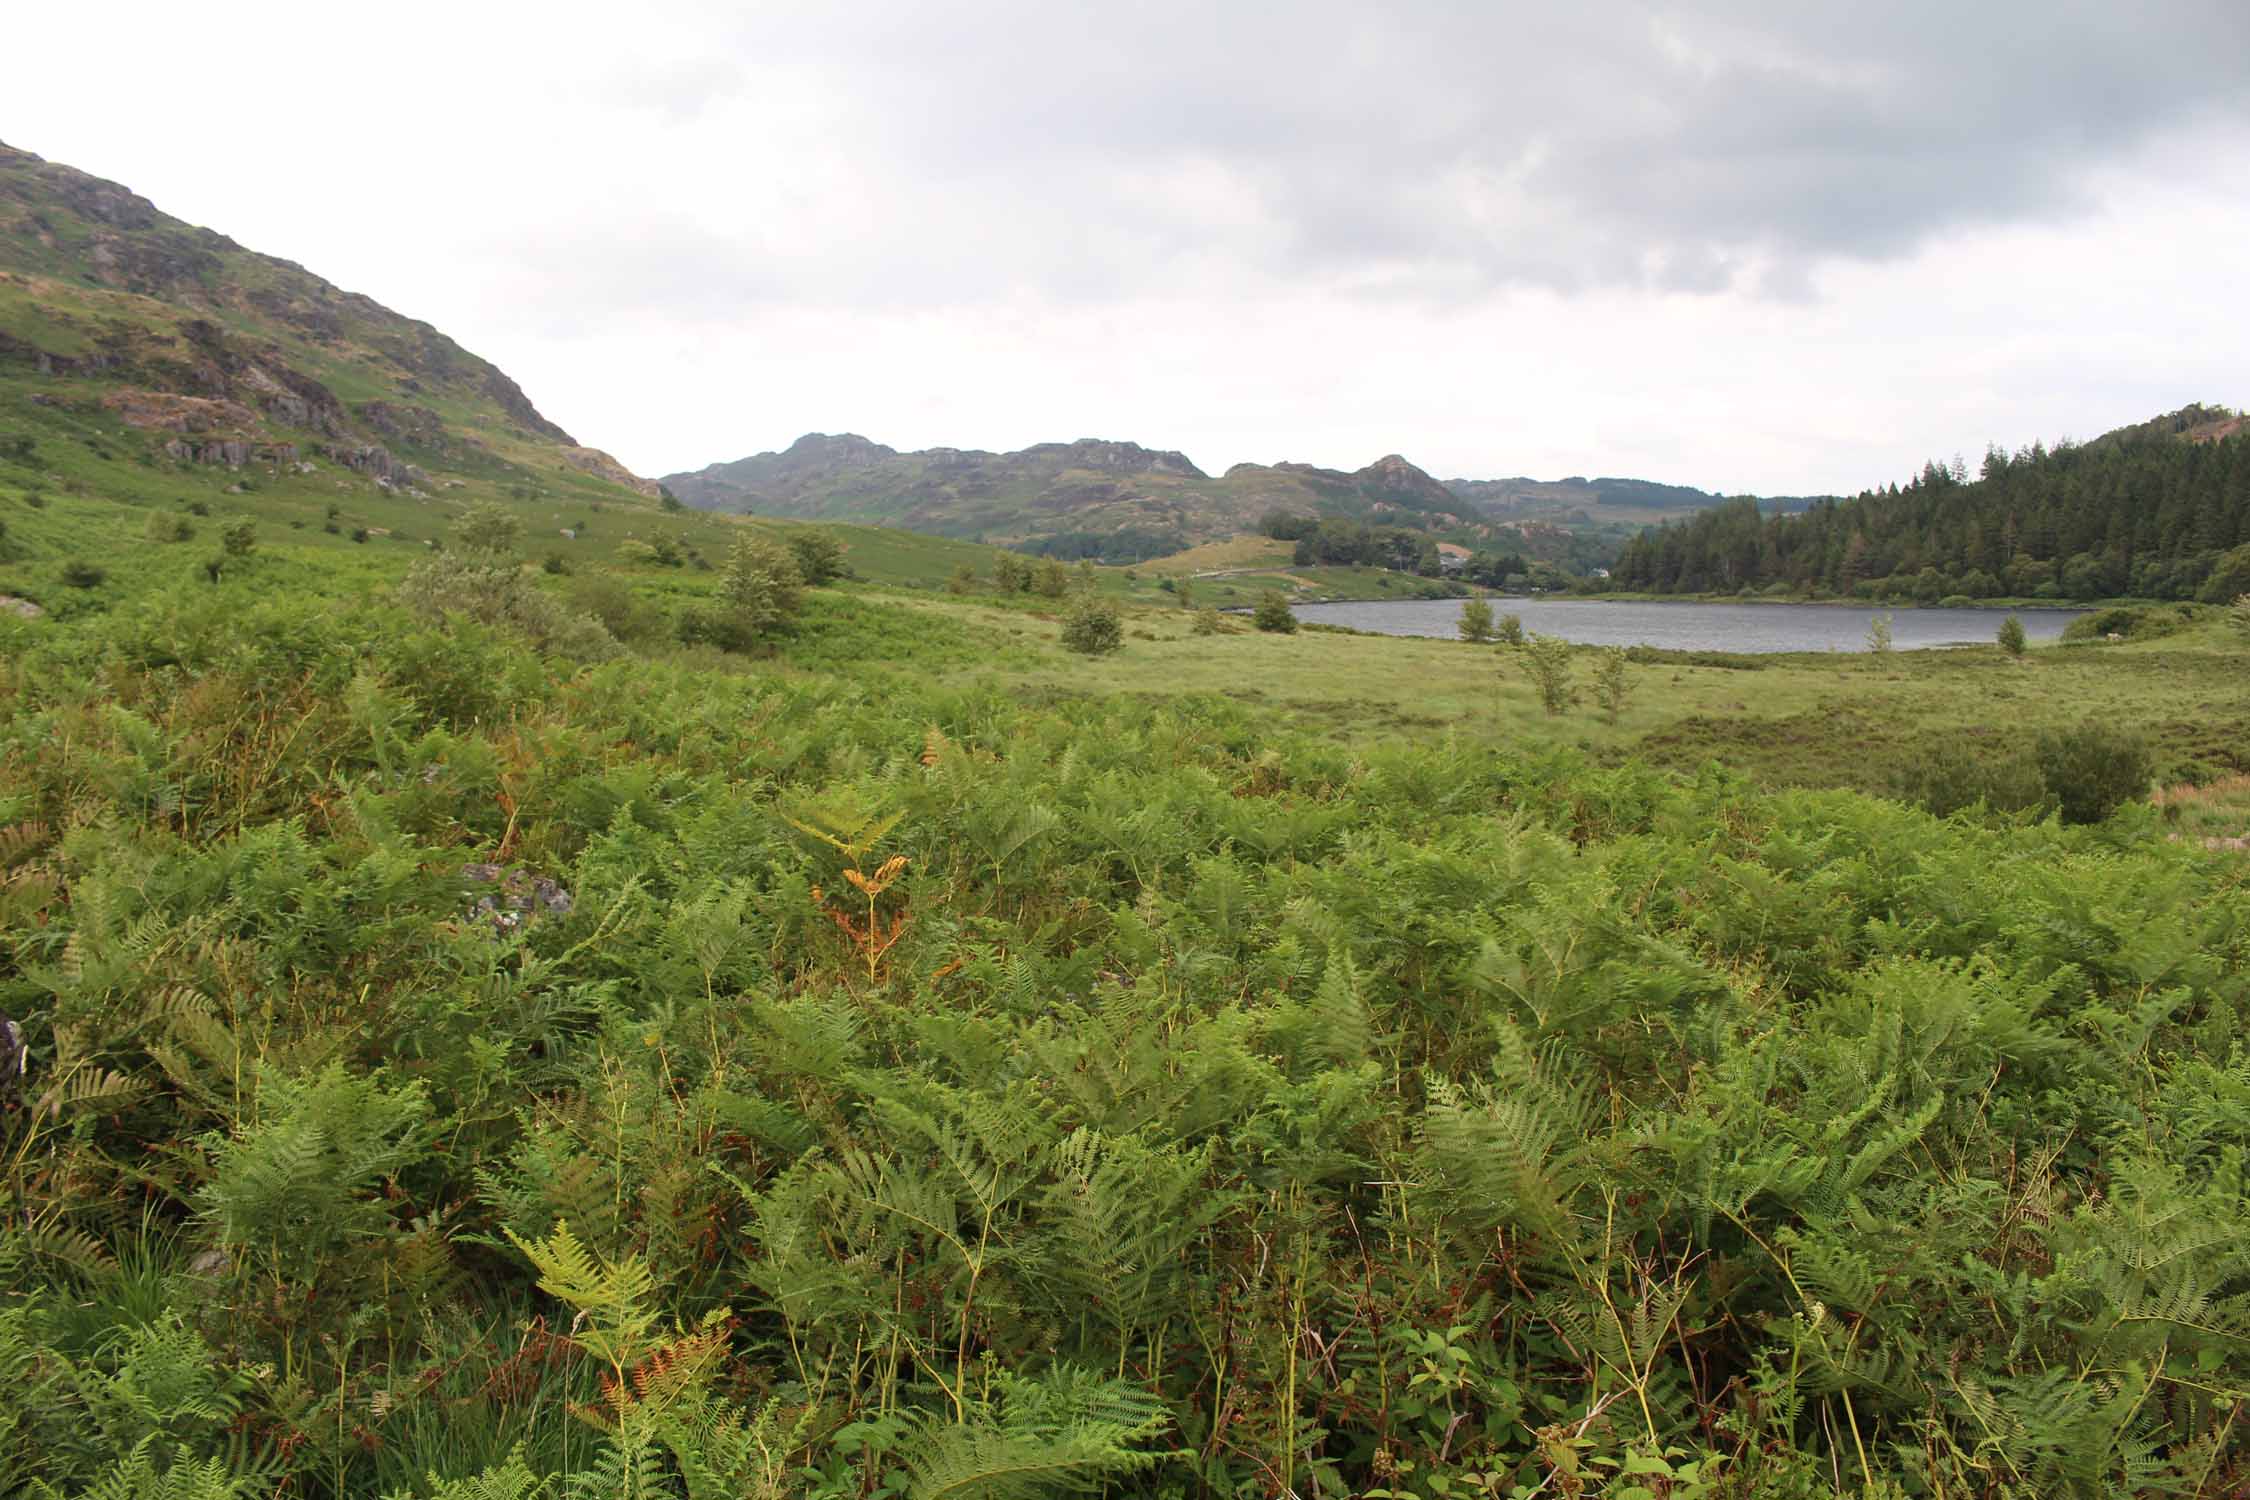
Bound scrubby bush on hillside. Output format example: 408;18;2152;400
59;560;105;587
680;535;804;652
1458;597;1494;642
2036;721;2154;824
1060;594;1123;654
1494;611;1525;647
144;512;195;542
1997;613;2027;656
1894;737;2051;818
1251;590;1296;633
397;507;617;660
1520;632;1574;713
787;530;845;585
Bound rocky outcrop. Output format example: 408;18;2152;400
560;445;658;497
356;400;448;450
321;442;425;488
103;388;259;434
0;595;44;621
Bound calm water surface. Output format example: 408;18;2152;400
1290;598;2088;654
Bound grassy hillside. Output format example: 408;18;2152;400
0;139;674;565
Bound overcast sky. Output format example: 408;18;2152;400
13;1;2248;493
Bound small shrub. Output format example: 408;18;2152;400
541;552;570;575
1251;590;1296;633
350;527;369;544
565;573;668;643
1033;559;1070;598
1865;612;1894;652
1192;607;1222;635
220;520;256;557
1520;633;1574;714
1495;612;1525;647
787;530;846;586
2035;723;2153;824
1060;596;1124;655
185;499;212;517
1938;594;1973;609
2229;593;2250;639
145;512;195;543
1894;738;2050;818
1592;646;1630;721
59;560;106;588
1997;614;2026;657
21;487;47;509
1458;597;1495;643
947;564;976;595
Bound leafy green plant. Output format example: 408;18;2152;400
1519;632;1574;713
1252;589;1296;633
1457;597;1494;642
1998;612;2027;656
1059;595;1123;655
2035;721;2153;823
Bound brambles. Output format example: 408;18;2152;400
1251;589;1296;632
1458;596;1495;642
1520;631;1574;713
1059;594;1123;654
1998;613;2027;656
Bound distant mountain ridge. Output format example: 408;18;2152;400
0;139;653;503
664;432;1770;560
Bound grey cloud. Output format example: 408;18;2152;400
631;0;2250;304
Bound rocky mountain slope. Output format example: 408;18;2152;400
665;426;1805;561
663;432;1764;561
0;139;653;518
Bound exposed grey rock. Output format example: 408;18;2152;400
461;863;575;935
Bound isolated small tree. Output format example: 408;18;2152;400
1074;559;1098;594
1252;590;1297;633
220;519;257;558
992;553;1027;592
1060;595;1124;655
1866;612;1894;653
1458;597;1495;643
1176;578;1196;610
1520;633;1575;714
1495;612;1526;647
787;530;845;585
717;535;804;639
1593;646;1630;722
453;502;523;556
1997;614;2027;657
658;485;684;512
1033;559;1070;598
145;512;194;543
947;563;977;595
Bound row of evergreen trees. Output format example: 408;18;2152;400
1610;412;2250;601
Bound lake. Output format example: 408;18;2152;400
1288;598;2089;653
